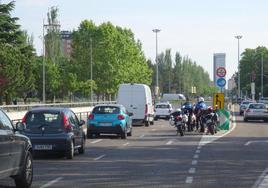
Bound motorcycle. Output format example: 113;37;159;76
203;112;217;135
170;114;186;136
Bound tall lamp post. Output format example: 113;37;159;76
153;29;160;101
235;35;242;98
42;19;46;104
261;53;264;98
90;38;93;102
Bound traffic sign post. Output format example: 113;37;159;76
213;93;225;110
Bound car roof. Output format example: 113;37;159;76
94;104;123;108
28;107;70;113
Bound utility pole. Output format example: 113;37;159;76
235;35;242;98
152;29;160;101
261;53;264;98
42;19;46;104
90;38;93;102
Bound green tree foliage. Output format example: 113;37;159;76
239;46;268;98
71;20;152;99
0;1;36;104
151;50;212;97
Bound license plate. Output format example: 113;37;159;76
99;122;112;126
34;145;52;150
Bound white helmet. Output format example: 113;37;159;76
199;97;204;102
176;108;182;112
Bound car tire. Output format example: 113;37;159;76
127;128;132;136
154;117;158;121
121;129;127;139
14;151;33;188
87;131;93;139
78;137;85;154
145;121;149;127
150;120;154;125
66;141;74;159
244;118;248;122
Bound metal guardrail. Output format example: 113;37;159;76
1;101;116;112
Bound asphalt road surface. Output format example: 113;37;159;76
1;105;268;188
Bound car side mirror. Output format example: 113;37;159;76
16;122;25;131
79;120;85;126
128;112;134;117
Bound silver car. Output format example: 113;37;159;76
243;103;268;122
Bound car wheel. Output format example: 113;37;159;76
145;121;149;127
127;128;132;136
154;116;158;121
66;140;74;159
87;131;93;139
121;130;127;139
244;118;248;122
14;151;33;188
78;137;85;154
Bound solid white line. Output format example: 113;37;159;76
196;150;201;153
94;154;106;161
185;176;193;184
193;154;199;159
123;142;129;146
90;139;103;144
245;140;268;146
192;160;198;165
252;168;268;188
40;177;63;188
166;140;173;145
189;168;196;174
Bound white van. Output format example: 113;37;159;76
117;83;154;126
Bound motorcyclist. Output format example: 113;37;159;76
194;97;207;132
182;97;194;131
170;108;185;136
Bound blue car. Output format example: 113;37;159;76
87;104;133;139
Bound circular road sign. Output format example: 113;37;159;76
217;77;226;87
216;67;226;77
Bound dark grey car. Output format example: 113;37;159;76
17;107;86;159
0;108;33;188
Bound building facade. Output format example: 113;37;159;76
60;31;72;58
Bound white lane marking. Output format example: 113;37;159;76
197;146;202;149
185;176;193;184
198;105;237;147
40;177;63;188
139;134;145;138
193;154;199;159
152;129;156;131
94;154;106;161
252;167;268;188
90;139;103;144
196;150;201;153
166;140;173;145
192;160;198;165
189;168;196;174
245;140;268;146
123;142;129;146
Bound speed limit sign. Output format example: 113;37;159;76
216;67;226;77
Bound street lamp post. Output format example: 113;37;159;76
235;35;242;98
152;29;160;101
42;19;46;104
261;53;264;98
90;38;93;102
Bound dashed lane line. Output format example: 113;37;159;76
40;177;63;188
166;140;173;145
90;139;103;144
185;176;193;184
193;154;199;159
139;134;145;138
192;160;198;165
252;167;268;188
189;168;196;174
123;142;129;146
196;150;201;153
94;154;106;161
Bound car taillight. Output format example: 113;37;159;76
89;114;94;120
246;109;251;113
118;114;125;120
63;115;72;131
22;114;26;124
145;104;148;114
176;116;182;121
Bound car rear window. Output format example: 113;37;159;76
25;112;62;128
92;106;120;114
249;104;266;109
156;104;170;109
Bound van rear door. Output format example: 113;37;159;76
131;86;146;120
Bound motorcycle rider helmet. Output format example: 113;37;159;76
199;97;204;102
176;108;182;112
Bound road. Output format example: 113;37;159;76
1;106;268;188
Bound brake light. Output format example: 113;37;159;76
63;115;72;131
145;104;148;114
118;114;125;120
176;116;182;121
22;114;26;124
89;114;94;120
246;109;251;113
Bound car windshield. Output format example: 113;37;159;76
249;104;266;109
25;112;61;128
156;104;170;109
92;106;120;114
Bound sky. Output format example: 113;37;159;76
7;0;268;80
